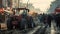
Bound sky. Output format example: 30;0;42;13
21;0;55;13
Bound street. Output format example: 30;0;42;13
0;0;60;34
0;20;60;34
0;26;41;34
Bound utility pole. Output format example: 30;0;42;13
27;0;29;9
18;0;20;8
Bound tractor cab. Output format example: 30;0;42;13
13;8;29;16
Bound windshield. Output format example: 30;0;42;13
15;9;28;15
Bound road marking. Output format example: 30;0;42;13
51;21;56;34
27;26;41;34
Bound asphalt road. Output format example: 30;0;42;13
27;20;60;34
0;26;41;34
0;21;60;34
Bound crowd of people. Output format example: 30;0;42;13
0;8;60;30
38;13;60;28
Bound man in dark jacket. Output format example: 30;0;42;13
55;14;60;28
47;15;52;27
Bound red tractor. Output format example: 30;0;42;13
0;8;5;23
7;8;35;30
55;7;60;14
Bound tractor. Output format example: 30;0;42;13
7;8;35;30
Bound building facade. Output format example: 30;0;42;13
12;0;18;8
47;0;60;13
0;0;2;4
0;0;3;8
0;0;12;8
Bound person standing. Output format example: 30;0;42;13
55;13;60;28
